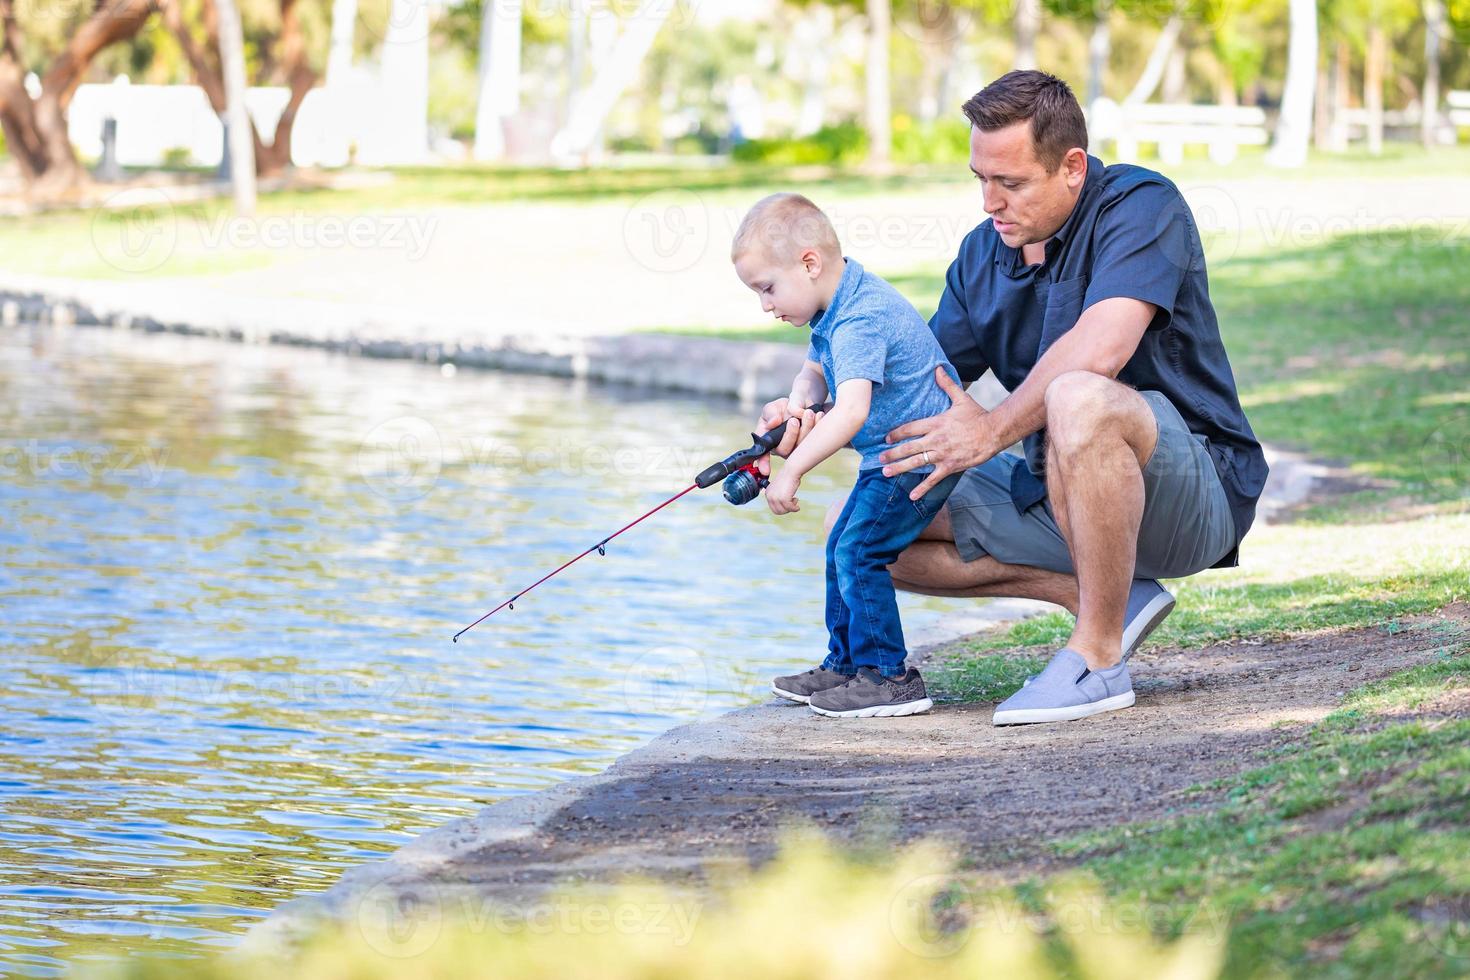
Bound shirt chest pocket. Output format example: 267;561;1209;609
1037;275;1089;358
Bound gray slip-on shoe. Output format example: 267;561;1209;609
809;666;934;718
772;666;854;704
1122;578;1176;659
1022;579;1175;689
994;649;1134;725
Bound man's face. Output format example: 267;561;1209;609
733;248;824;326
968;122;1087;249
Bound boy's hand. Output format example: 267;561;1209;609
765;467;801;515
754;407;824;477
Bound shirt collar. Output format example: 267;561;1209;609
808;256;861;337
997;153;1104;278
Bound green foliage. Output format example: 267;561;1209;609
891;116;972;165
732;123;870;166
92;832;1226;980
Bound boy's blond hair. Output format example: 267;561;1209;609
730;193;842;265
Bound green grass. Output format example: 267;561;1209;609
930;651;1050;702
641;323;809;345
1015;634;1470;979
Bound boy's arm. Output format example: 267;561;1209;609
781;378;871;478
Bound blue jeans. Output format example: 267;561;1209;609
819;468;962;678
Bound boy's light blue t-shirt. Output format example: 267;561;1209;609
805;257;960;472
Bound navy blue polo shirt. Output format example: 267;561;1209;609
929;154;1268;566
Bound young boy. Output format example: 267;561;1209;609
730;192;963;718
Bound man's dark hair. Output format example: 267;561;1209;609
961;70;1088;172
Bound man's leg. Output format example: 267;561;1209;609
1042;371;1159;670
823;498;1080;613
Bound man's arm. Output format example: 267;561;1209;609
879;296;1155;498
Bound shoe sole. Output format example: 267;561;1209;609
992;690;1135;726
810;696;934;718
1122;591;1176;660
771;683;812;704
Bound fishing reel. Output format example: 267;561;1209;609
694;422;793;506
720;466;767;506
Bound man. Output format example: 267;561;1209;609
759;70;1267;725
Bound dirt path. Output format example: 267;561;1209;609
251;605;1469;944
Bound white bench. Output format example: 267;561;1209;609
1092;99;1269;166
1449;91;1470;130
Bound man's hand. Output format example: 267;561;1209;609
765;467;801;515
880;367;995;499
754;402;824;477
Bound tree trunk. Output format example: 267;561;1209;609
1421;0;1444;146
215;0;255;213
1328;38;1350;152
916;2;959;123
1163;45;1187;102
563;0;586;130
1086;2;1112;110
1312;54;1330;147
0;0;155;198
474;0;522;161
165;0;318;177
1365;22;1385;155
1125;15;1181;105
257;0;316;174
1014;0;1040;71
1267;0;1317;167
865;0;891;168
795;5;832;136
327;0;357;86
551;0;675;162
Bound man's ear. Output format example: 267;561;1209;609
1063;147;1088;188
800;248;822;278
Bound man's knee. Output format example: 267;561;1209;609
1044;371;1152;458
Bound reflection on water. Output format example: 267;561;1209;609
0;324;964;974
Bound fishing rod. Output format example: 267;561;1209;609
452;419;798;642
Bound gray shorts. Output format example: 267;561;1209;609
947;391;1236;580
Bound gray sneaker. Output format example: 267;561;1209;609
1021;579;1175;689
809;667;934;718
772;666;853;704
994;649;1134;725
1122;578;1175;659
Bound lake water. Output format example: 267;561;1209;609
0;324;967;975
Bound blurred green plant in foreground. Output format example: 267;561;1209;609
94;831;1225;980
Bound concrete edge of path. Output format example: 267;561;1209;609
0;275;807;404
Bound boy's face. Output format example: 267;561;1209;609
733;247;826;327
